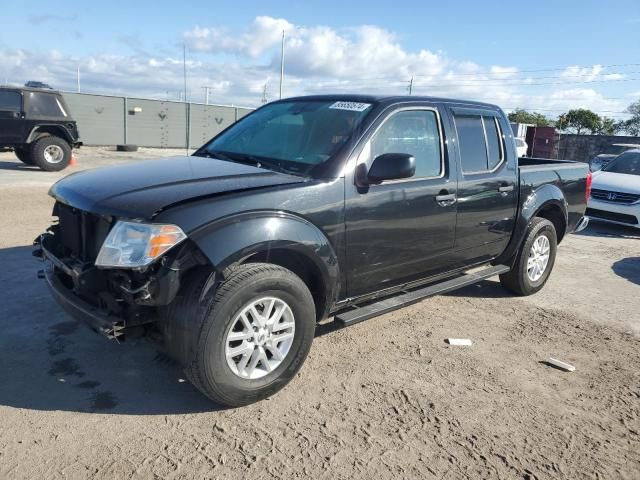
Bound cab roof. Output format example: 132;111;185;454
0;86;62;95
280;93;501;110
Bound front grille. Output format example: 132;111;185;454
53;202;112;262
586;207;638;225
590;188;640;204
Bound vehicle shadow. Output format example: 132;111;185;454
443;278;515;299
612;257;640;286
316;278;515;338
575;221;640;240
0;159;42;171
0;245;222;415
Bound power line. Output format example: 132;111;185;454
504;107;633;115
325;64;640;83
417;78;640;88
377;77;640;89
312;76;640;90
410;71;640;83
412;63;640;78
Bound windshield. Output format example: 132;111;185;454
198;100;374;176
603;151;640;176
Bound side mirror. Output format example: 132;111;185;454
366;153;416;184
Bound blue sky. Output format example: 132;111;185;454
1;0;639;117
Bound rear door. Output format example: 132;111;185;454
448;107;518;264
345;104;458;297
0;90;24;144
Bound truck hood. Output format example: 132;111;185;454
49;156;307;219
592;170;640;194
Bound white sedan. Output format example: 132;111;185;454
587;149;640;229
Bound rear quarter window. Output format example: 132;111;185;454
0;91;22;112
26;92;68;118
483;117;503;169
454;112;504;173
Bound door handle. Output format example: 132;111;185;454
498;185;514;193
435;193;457;206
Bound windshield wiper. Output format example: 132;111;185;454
203;150;235;162
198;150;308;177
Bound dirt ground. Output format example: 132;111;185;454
0;148;638;479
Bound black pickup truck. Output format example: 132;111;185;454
35;95;590;406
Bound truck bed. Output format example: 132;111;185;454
518;157;584;168
517;157;589;236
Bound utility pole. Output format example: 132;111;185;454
183;43;189;155
279;30;285;99
202;86;213;105
261;83;268;104
408;76;413;95
183;44;188;103
77;65;81;93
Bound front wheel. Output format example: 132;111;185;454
500;217;557;296
172;263;316;407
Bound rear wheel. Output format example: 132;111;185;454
14;147;34;165
500;217;557;296
166;263;316;407
30;136;71;172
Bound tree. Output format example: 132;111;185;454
595;117;622;136
621;100;640;136
556;109;602;135
508;109;552;127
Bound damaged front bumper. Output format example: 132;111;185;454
34;233;129;339
34;232;203;340
43;265;126;339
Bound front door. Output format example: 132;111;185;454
0;90;24;144
345;106;458;298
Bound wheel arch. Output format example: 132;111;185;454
522;184;568;244
26;125;74;144
495;183;568;267
189;211;341;321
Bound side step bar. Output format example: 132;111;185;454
335;264;510;327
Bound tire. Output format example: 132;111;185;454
500;217;557;296
14;147;34;165
30;136;71;172
165;263;316;407
116;144;138;152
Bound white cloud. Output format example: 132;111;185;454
184;16;293;57
560;64;626;83
1;16;634;118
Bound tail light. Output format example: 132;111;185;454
585;170;592;203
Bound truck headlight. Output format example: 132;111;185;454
95;221;187;268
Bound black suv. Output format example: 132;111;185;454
0;87;81;171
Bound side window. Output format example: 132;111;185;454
0;91;21;112
454;113;504;173
26;92;67;117
369;110;442;178
483;116;503;169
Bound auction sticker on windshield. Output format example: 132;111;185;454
329;101;372;112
